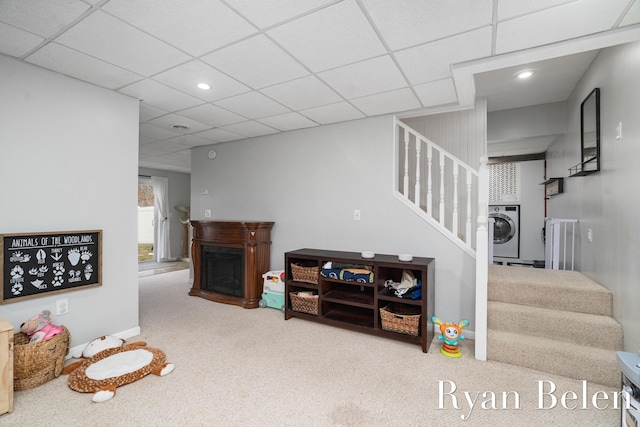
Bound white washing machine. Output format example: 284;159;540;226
490;205;520;259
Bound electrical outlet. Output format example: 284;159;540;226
56;298;68;315
587;229;593;243
204;209;211;218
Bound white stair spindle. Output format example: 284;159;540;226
426;144;433;216
452;162;459;238
466;170;472;245
403;129;409;197
439;152;445;225
415;136;421;207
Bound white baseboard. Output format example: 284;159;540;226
66;326;141;359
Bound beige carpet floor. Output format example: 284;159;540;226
4;269;621;426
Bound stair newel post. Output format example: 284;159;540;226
466;169;472;247
475;156;489;361
426;144;433;216
439;151;445;225
415;134;421;207
403;128;409;198
452;161;459;238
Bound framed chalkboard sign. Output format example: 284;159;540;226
1;230;102;303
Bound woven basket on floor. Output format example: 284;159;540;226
290;263;319;284
290;292;319;315
380;304;421;336
14;326;71;390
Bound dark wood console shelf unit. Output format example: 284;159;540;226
190;221;274;309
285;248;435;352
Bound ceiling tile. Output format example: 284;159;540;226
139;123;181;141
164;134;219;147
318;55;407;99
260;76;342;110
102;0;256;56
350;88;421;116
413;79;458;108
299;102;365;125
496;0;576;21
258;112;318;131
26;42;142;90
361;0;493;50
201;35;309;89
147;113;212;134
225;0;338;29
194;128;246;143
177;104;246;127
214;91;290;119
395;27;493;85
55;11;190;76
268;0;386;72
620;1;640;26
119;79;204;111
152;60;250;102
0;0;91;38
139;103;169;122
495;0;630;54
221;121;280;138
0;22;43;57
139;140;188;155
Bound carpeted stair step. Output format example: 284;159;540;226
488;265;612;316
488;301;623;350
487;329;620;388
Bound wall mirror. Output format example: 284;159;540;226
570;88;600;176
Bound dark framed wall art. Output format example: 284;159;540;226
1;230;102;303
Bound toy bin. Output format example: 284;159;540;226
259;270;285;312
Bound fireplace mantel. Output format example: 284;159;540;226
190;221;274;308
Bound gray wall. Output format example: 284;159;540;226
191;115;477;328
546;41;640;352
0;55;140;345
138;167;191;260
519;160;545;261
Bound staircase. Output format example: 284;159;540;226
487;264;622;387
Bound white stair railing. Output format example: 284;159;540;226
545;218;579;270
394;117;490;361
394;117;479;256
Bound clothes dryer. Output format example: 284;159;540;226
490;205;520;258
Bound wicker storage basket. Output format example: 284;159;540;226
13;326;71;390
290;292;319;315
380;304;421;336
290;263;319;284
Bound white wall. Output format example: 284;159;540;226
546;41;640;352
0;55;140;345
191;115;476;328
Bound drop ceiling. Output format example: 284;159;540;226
1;0;639;173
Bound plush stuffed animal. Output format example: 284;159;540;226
70;335;126;359
62;341;175;403
20;310;64;343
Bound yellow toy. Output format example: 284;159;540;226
431;316;469;358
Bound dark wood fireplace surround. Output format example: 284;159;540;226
190;221;274;309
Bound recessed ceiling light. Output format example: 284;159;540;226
196;83;211;90
514;69;535;80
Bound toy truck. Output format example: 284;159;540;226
259;270;285;312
